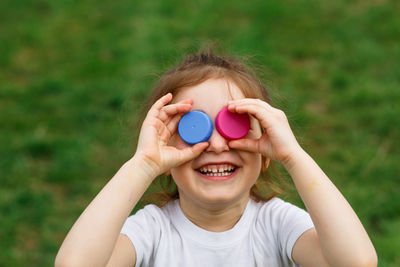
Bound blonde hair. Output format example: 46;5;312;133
140;48;286;206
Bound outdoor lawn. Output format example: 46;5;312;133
1;0;399;266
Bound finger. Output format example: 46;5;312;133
228;138;260;153
147;93;173;118
228;103;276;129
228;98;279;113
159;103;192;122
153;93;173;110
165;113;184;136
175;98;193;105
159;114;183;144
161;98;193;122
177;142;209;165
228;99;286;123
154;118;167;136
143;115;163;130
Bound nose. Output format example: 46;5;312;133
206;128;229;153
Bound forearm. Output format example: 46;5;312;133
284;149;377;266
55;156;155;267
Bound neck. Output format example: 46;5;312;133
178;193;250;232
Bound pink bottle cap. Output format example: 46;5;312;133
215;106;250;140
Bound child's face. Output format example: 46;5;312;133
169;78;262;206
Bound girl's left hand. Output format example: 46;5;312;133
227;99;303;165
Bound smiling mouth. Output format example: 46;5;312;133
196;164;238;177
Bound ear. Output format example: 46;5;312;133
261;157;270;173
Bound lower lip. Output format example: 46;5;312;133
196;168;239;182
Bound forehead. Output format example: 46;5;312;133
173;78;245;115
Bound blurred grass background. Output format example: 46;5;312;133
1;0;399;266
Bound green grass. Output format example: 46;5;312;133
1;0;399;265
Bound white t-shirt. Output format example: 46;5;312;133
121;197;314;267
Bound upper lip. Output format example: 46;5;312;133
194;161;240;170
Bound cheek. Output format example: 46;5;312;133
254;155;262;174
242;151;262;178
170;162;191;188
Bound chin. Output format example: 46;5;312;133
199;190;248;206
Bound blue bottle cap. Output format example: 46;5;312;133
178;111;213;145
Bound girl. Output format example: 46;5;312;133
56;50;377;267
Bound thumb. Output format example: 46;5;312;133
229;139;259;153
177;142;209;165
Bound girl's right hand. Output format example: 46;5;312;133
133;93;209;179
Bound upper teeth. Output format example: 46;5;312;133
199;164;236;173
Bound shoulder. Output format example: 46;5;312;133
251;197;295;217
251;197;314;242
251;197;314;262
252;197;309;220
119;201;179;266
125;200;178;226
121;200;178;238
